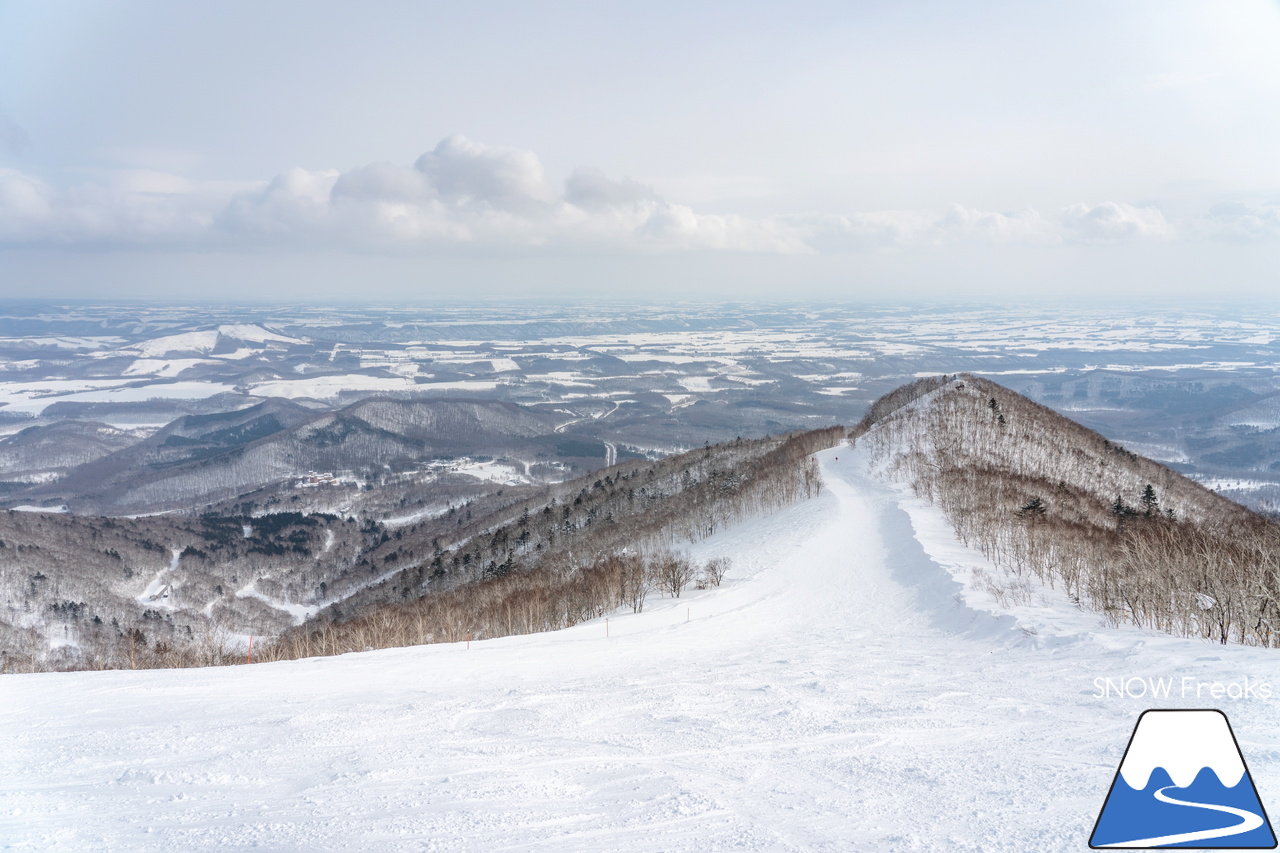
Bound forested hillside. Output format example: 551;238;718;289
8;398;567;515
0;425;842;672
856;374;1280;646
260;426;842;660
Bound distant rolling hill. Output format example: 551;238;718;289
0;420;145;482
5;398;568;515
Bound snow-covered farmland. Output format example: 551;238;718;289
452;458;530;485
248;374;418;398
5;448;1279;851
0;379;237;415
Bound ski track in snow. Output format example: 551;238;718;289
4;447;1280;851
234;583;320;626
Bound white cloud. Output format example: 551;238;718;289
330;162;432;204
639;205;809;253
414;135;556;213
1201;201;1280;243
933;204;1058;246
0;167;246;244
784;211;933;252
212;136;802;252
0;137;1210;256
217;167;339;239
563;168;659;210
782;205;1056;251
1059;201;1176;243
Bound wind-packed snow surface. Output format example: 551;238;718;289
5;447;1280;851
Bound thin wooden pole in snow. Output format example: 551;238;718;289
246;636;253;665
605;618;609;638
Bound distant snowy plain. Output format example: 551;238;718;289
5;446;1280;851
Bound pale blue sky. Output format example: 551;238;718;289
0;0;1277;300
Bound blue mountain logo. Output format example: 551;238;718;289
1091;709;1276;848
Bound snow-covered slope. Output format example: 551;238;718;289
120;325;302;358
4;447;1279;851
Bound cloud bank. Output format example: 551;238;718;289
0;135;1263;255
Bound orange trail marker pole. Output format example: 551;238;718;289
466;632;471;650
246;635;253;665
